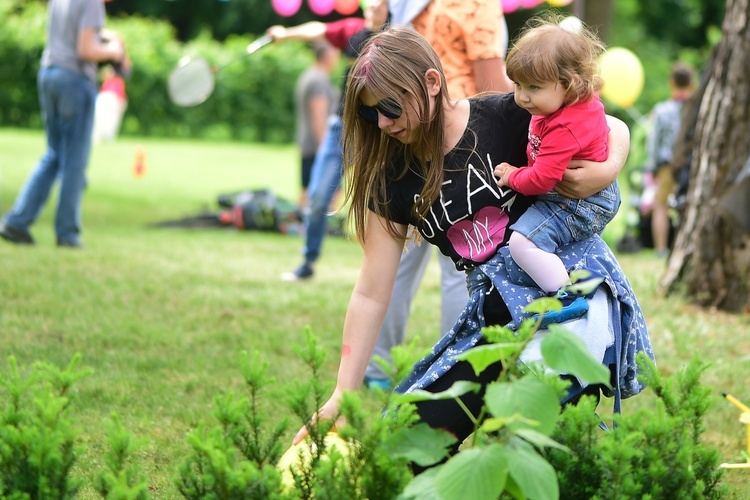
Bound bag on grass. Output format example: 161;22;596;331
218;189;302;233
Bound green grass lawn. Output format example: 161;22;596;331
1;129;748;498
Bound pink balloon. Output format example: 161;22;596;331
309;0;334;16
501;0;522;13
519;0;544;8
272;0;302;17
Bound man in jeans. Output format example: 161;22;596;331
0;0;130;248
269;0;390;281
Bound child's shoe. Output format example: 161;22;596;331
363;375;391;392
536;289;590;329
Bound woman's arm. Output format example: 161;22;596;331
293;212;407;444
555;115;630;199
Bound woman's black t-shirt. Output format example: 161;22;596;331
385;93;533;270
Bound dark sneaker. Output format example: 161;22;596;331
280;262;314;282
0;224;35;245
363;376;391;392
57;239;83;249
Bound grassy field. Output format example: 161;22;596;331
1;129;748;497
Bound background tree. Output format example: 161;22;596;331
661;0;750;312
0;0;726;139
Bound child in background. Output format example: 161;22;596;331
93;64;127;142
495;17;621;326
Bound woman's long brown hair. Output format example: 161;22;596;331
341;26;450;244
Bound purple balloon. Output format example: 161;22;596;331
272;0;302;17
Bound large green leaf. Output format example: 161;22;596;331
541;327;612;387
565;272;604;296
485;377;560;435
506;440;560;500
454;343;523;376
524;297;562;315
481;416;518;433
514;428;570;453
435;445;509;500
398;467;441;500
503;475;526;500
383;423;457;467
393;381;480;403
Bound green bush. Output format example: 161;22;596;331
175;334;414;499
0;1;316;142
93;414;150;499
0;0;47;129
0;0;721;142
0;354;92;499
0;317;730;498
549;354;727;499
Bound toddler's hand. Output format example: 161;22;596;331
495;162;516;188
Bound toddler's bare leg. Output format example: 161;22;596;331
509;232;569;293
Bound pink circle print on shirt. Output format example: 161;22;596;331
446;205;509;263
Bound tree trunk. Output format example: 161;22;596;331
660;0;750;312
574;0;613;44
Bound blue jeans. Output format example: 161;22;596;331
3;66;97;244
303;115;343;263
511;181;621;252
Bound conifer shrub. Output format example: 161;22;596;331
0;299;731;499
549;354;728;499
0;354;91;499
93;413;151;499
174;333;414;499
171;297;730;499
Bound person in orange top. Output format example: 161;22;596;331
411;0;514;98
93;64;128;142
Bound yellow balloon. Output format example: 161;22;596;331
277;432;350;490
548;0;573;6
599;47;645;108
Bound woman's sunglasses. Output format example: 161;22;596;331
358;98;403;124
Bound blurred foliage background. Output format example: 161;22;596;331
0;0;724;143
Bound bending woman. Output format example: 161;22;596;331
293;27;652;461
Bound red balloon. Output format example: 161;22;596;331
334;0;359;15
309;0;335;16
272;0;302;17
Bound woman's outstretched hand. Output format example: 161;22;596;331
292;393;345;445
